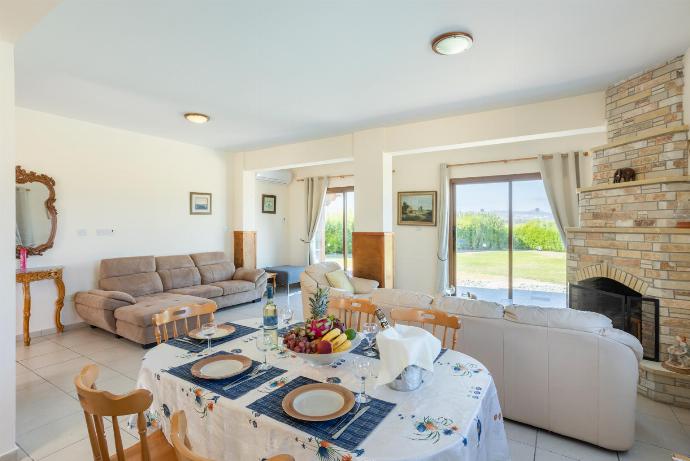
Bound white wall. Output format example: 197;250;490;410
0;39;17;459
14;108;228;335
254;179;290;268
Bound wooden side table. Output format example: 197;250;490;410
266;272;277;292
16;266;65;346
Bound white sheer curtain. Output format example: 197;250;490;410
436;163;451;295
302;176;329;264
538;152;586;245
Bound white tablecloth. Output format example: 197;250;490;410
136;318;509;461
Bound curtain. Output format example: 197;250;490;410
302;176;329;264
436;163;452;295
538;152;584;246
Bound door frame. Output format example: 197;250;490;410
449;173;541;299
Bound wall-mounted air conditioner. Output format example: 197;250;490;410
255;170;293;185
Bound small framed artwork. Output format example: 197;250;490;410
262;194;277;214
189;192;212;215
398;191;437;226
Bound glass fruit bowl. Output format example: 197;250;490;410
291;333;362;366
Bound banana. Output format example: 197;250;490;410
334;340;351;352
322;328;341;342
331;333;347;349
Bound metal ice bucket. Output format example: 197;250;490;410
387;365;423;392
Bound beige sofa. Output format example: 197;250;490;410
299;261;379;320
75;252;266;345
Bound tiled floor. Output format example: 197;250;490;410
15;288;690;460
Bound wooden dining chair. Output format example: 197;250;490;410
328;298;378;331
74;364;176;461
152;302;217;344
170;411;294;461
389;308;462;349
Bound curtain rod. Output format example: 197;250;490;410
446;152;589;168
296;174;354;182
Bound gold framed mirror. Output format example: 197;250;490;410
15;165;58;257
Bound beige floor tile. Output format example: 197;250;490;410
33;357;119;392
19;349;81;370
16;367;46;392
534;448;577;460
637;394;679;422
17;411;111;460
16;340;68;361
635;411;690;454
105;357;144;380
17;447;32;461
84;344;146;364
619;440;673;461
16;384;81;435
536;431;617;460
672;406;690;425
509;439;536;461
39;426;137;461
16;362;32;377
505;419;537;446
68;372;136;399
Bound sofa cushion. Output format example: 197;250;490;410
325;269;355;292
74;291;133;311
211;280;256;296
88;289;136;304
156;255;201;290
100;256;156;278
434;296;504;319
100;272;164;298
114;293;212;327
505;305;612;333
372;288;433;310
233;268;266;283
305;262;342;288
168;284;223;298
191;252;236;284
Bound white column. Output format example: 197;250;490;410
0;39;17;459
353;128;392;232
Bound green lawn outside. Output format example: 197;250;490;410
457;250;566;285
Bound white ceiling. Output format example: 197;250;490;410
14;0;690;151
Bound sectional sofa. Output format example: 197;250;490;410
74;252;266;345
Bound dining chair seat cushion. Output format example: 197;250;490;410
325;269;355;292
211;280;256;296
168;284;224;299
108;429;176;461
114;293;211;327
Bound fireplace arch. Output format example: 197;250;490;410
574;262;649;296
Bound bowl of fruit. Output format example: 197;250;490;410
282;315;361;366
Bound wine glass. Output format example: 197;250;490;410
280;305;294;328
255;334;273;371
362;322;379;357
351;357;372;404
200;321;218;355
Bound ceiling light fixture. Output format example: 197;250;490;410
431;32;474;55
184;112;210;124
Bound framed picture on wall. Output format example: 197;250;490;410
262;194;276;214
398;191;437;226
189;192;212;215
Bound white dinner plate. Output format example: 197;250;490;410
190;354;252;380
188;324;236;340
293;389;345;417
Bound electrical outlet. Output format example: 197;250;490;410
96;228;114;236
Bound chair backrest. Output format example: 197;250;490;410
328;298;377;331
74;364;153;461
152;302;217;344
171;411;295;461
390;307;462;349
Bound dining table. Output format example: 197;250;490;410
135;317;510;461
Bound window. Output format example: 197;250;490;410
450;174;566;307
316;187;354;271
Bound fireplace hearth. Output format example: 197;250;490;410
569;278;659;361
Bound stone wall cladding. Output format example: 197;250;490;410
638;363;690;409
567;230;690;362
606;55;684;143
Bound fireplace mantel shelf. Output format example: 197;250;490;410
577;175;690;193
565;226;690;234
591;124;688;152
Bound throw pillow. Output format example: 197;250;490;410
325;269;355;292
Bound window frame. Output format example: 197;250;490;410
320;186;355;271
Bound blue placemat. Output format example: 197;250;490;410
166;323;258;353
247;376;396;452
166;351;286;399
351;343;448;361
277;322;305;336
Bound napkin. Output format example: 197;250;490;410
375;324;441;386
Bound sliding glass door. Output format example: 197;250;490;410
317;187;354;271
450;174;566;307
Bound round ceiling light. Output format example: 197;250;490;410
432;32;474;55
184;112;210;124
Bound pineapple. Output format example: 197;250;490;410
309;287;329;320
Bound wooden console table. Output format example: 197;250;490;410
16;266;65;346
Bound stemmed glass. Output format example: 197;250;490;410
351;357;372;404
200;321;218;356
280;305;294;329
255;334;273;371
362;322;379;357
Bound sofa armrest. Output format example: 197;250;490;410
74;290;135;311
350;277;379;294
602;328;643;362
233;267;266;283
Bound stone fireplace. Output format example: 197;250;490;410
566;55;690;408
